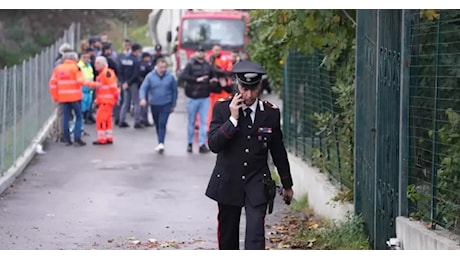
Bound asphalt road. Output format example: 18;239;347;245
0;90;289;250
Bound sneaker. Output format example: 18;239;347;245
155;143;165;154
74;139;87;147
187;143;192;153
92;140;106;145
134;123;144;129
199;144;210;154
119;122;130;128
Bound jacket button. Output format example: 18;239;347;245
248;125;252;129
243;162;248;166
217;174;221;178
245;148;249;153
247;135;251;140
242;176;246;180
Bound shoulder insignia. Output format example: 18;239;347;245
218;96;233;102
263;100;279;109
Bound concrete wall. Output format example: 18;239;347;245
396;216;460;250
288;153;354;222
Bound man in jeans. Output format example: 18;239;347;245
118;43;142;128
139;58;178;153
180;46;217;154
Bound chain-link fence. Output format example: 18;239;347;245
408;10;460;235
283;50;354;194
0;22;80;176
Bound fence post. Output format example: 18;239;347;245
372;10;381;250
21;61;26;154
430;12;442;230
12;65;17;163
398;9;410;217
34;55;39;131
77;22;81;48
1;67;7;174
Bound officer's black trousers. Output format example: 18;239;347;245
217;199;267;250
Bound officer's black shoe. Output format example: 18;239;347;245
199;145;210;154
187;143;192;153
119;122;130;128
65;141;73;146
134;123;144;129
74;139;86;147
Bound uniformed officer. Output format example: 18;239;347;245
205;60;294;250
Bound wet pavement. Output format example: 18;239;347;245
0;90;289;250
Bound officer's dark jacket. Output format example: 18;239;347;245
180;58;216;99
118;53;140;85
205;98;293;207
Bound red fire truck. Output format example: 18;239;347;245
172;9;250;77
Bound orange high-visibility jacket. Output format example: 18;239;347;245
94;68;119;106
49;60;94;103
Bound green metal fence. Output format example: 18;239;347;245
408;10;460;235
283;50;354;193
284;9;460;249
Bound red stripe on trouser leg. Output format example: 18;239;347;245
217;209;221;250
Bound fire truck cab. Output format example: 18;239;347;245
168;9;250;79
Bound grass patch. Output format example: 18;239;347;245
267;191;370;250
296;214;370;250
290;193;309;212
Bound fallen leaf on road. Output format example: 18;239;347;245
277;243;291;249
269;237;282;243
107;239;114;243
148;239;158;243
307;239;316;248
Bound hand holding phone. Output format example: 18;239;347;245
229;93;244;120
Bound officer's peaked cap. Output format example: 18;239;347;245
232;60;266;89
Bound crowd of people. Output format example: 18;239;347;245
49;33;272;153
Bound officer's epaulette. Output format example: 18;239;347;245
218;96;233;102
263;100;279;110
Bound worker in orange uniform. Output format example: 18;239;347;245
207;44;233;130
91;56;119;145
49;51;100;147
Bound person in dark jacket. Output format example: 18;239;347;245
180;45;217;154
118;43;142;128
152;43;164;66
139;52;154;127
205;60;293;250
